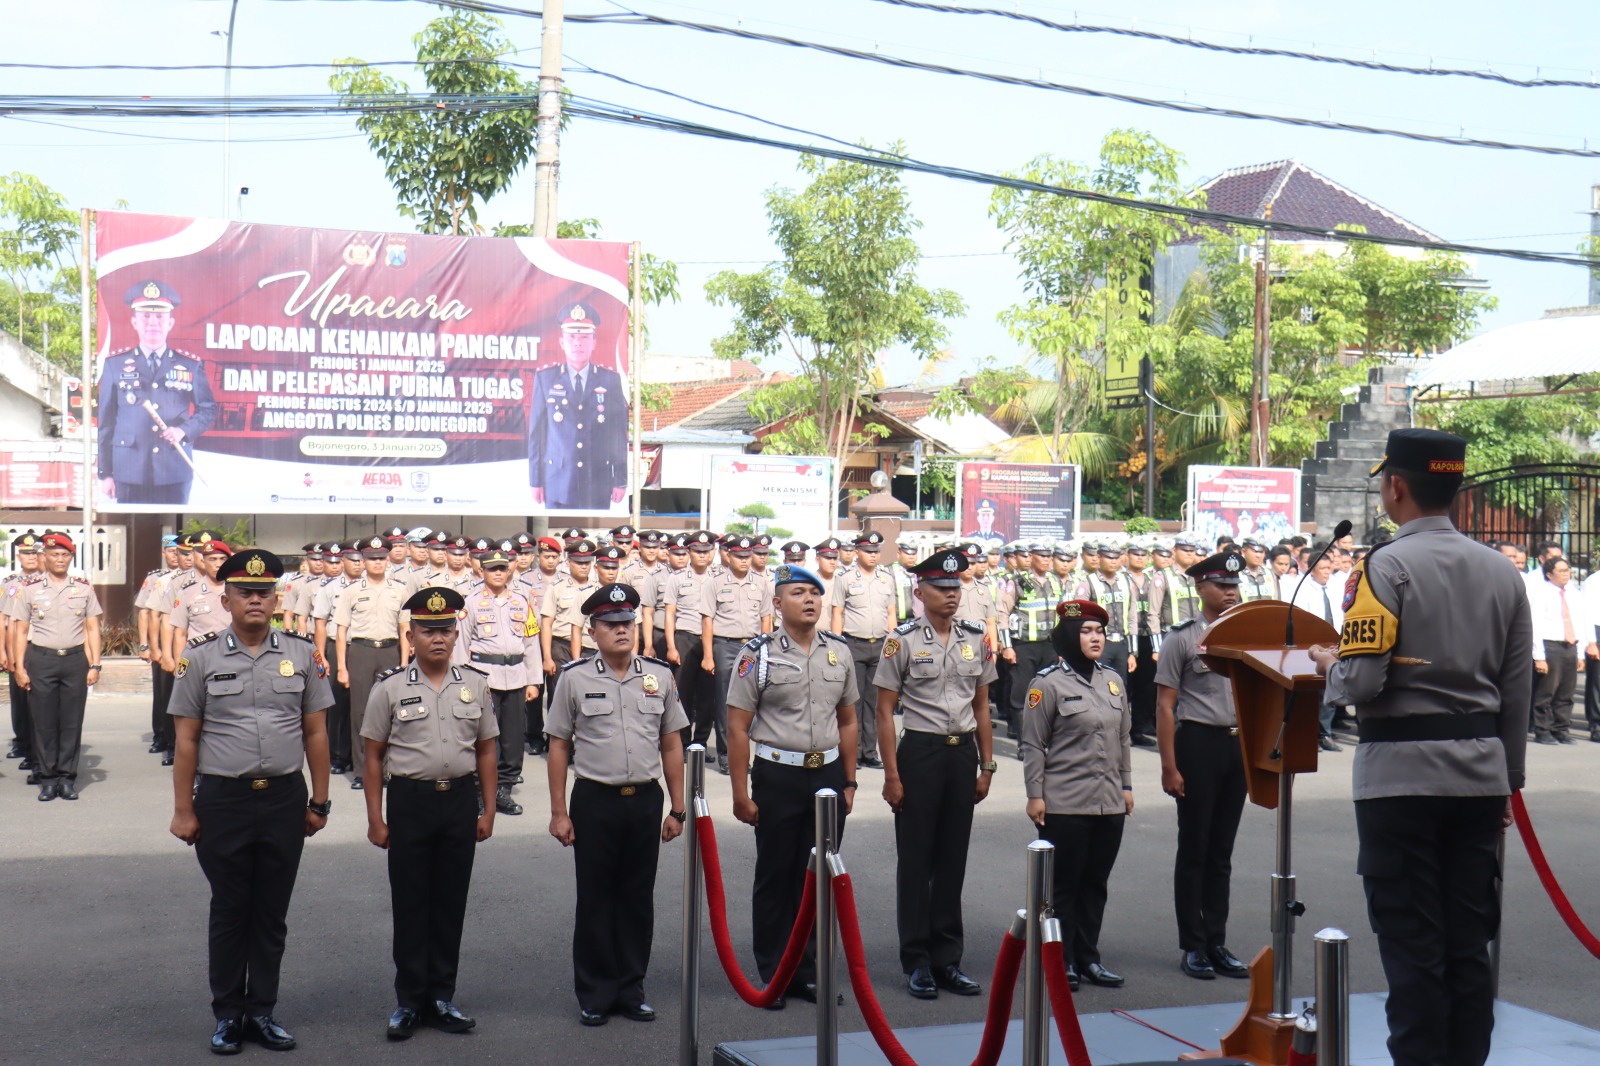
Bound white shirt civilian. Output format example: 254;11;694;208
1288;560;1346;629
1528;569;1597;661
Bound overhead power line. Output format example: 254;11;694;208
418;0;1600;159
870;0;1600;90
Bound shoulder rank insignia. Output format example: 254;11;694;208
557;658;587;672
281;630;312;643
460;663;488;676
958;619;985;634
1169;618;1196;632
374;664;406;682
187;632;219;649
893;619;920;635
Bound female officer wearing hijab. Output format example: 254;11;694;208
1019;599;1133;991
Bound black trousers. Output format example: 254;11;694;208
750;757;847;985
490;687;525;781
1355;795;1504;1066
347;641;400;770
151;659;174;750
673;631;714;748
845;636;883;760
9;669;33;757
1102;636;1131;685
992;655;1011;736
711;636;750;759
1587;657;1600;735
1172;723;1247;952
387;777;478;1010
569;778;662;1012
651;627;669;660
115;479;191;505
525;680;547;750
1533;640;1578;737
1008;640;1055;739
1129;634;1157;738
193;773;307;1020
326;679;352;768
24;645;89;781
1039;813;1125;968
894;731;977;972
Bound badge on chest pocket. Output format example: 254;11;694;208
396;696;430;722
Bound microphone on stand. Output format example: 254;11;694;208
1285;520;1352;649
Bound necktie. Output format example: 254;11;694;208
147;351;161;381
1321;585;1333;624
1560;587;1577;643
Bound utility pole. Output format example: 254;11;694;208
1142;355;1156;518
1589;184;1600;307
1250;208;1274;466
532;0;564;237
220;0;239;219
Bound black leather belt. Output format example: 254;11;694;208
201;772;300;792
29;644;84;657
470;651;523;666
389;774;475;793
904;729;975;747
1359;714;1498;743
577;778;657;796
1179;721;1239;736
845;634;883;643
713;635;752;643
350;637;398;649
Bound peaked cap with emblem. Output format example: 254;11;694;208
1056;598;1109;625
688;530;715;548
568;538;597;560
405;526;432;544
772;563;825;593
560;527;586;544
1369;427;1468;480
582;583;639;621
595;545;624;564
960;542;984;560
910;548;968;588
609;524;637;544
559;302;599;334
640;530;664;545
424;529;452;548
360;535;389;558
1187;549;1245;585
853;530;885;549
780;540;809;561
13;530;41;553
446;535;471;554
813;536;842;556
217;548;282;591
726;536;755;555
406;586;465;628
668;533;691;551
125;279;180;313
382;526;407;545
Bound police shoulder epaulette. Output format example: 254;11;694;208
641;654;674;671
459;662;489;677
72;576;91;585
187;631;219;649
374;664;406;682
1169;618;1197;632
558;657;588;672
816;629;845;643
1036;663;1062;676
280;630;312;643
958;619;985;634
893;619;920;635
146;567;165;578
741;632;775;653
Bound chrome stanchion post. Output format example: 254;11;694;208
815;788;841;1066
1022;839;1054;1066
1270;770;1301;1019
679;744;706;1066
1314;928;1350;1066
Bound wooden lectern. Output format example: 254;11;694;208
1177;599;1339;1066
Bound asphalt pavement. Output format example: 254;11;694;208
2;670;1597;1064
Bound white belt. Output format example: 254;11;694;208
754;742;840;769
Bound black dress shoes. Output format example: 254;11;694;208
1064;965;1080;991
495;787;524;815
787;981;819;1004
617;1002;656;1022
1318;735;1343;753
162;750;176;767
1082;962;1124;987
1555;732;1575;745
858;755;883;769
55;780;79;800
148;741;165;754
1181;950;1216;979
1130;733;1158;748
386;1007;420;1040
25;771;39;786
579;1008;609;1027
428;1000;476;1033
1534;734;1558;745
37;780;56;802
351;776;364;789
906;966;938;999
18;756;35;771
210;1018;243;1055
933;964;981;996
763;995;786;1011
246;1015;296;1050
1208;946;1250;978
329;763;349;776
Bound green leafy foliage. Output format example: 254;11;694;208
1421;385;1600;472
1123;516;1160;535
181;518;254;547
0;171;81;368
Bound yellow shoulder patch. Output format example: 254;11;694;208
1337;562;1399;658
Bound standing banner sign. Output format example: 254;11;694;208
704;455;835;548
955;461;1080;550
1187;465;1301;546
92;211;633;515
0;440;85;509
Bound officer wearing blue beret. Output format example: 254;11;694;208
96;280;216;505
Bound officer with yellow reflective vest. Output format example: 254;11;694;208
1005;543;1068;746
1237;536;1279;601
1151;532;1202;633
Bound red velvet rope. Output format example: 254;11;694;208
1510;790;1600;959
832;873;1027;1066
1040;940;1095;1066
696;814;817;1007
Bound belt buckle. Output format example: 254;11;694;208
434;780;451;792
803;751;824;770
1229;727;1240;737
250;779;268;791
946;735;960;747
620;785;637;796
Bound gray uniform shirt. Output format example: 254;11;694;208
333;575;409;639
1020;663;1132;815
1325;515;1533;799
170;577;228;639
1153;616;1237;727
134;567;169;611
955;580;998;628
874;619;997;734
459;588;543;689
701;569;768;639
360;662;497;780
168;628;333;777
542;572;599;650
832;565;895;639
7;575;102;648
663;568;711;633
311;574;350;622
544;654;689;785
725;627;858;753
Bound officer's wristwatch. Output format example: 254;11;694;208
307;798;332;817
669;809;687;824
980;761;999;774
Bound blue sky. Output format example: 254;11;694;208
6;0;1597;387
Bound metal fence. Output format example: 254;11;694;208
1451;463;1600;570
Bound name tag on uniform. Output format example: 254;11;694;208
584;692;606;699
396;697;428;722
213;673;237;681
1061;694;1083;702
849;584;864;594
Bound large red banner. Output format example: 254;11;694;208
0;440;85;509
93;212;633;514
1186;466;1301;547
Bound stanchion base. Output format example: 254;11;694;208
711;994;1600;1065
1177;947;1295;1065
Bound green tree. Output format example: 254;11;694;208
1420;386;1600;473
331;9;537;235
0;171;79;364
706;147;964;505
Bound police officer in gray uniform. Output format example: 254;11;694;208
1153;549;1251;981
95;280;217;505
727;564;858;1008
700;535;771;774
832;530;897;769
874;549;998;999
1309;429;1532;1066
546;584;687;1027
363;586;497;1041
167;548;333;1055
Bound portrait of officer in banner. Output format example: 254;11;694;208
526;301;629;512
96;280;217;506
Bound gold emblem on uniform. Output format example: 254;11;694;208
459;686;473;702
245;556;266;577
175;657;189;679
1107;680;1120;696
143;282;161;299
427;591;447;614
961;644;975;660
1061;602;1081;617
278;660;294;677
642;673;660;694
1026;688;1043;709
827;649;838;666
